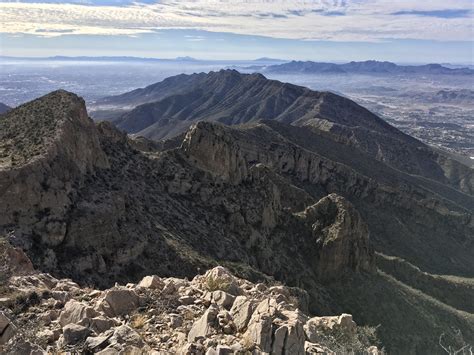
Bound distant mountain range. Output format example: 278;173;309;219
2;56;471;74
0;102;11;114
0;55;285;64
259;60;474;75
400;89;474;105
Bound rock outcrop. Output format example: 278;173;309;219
0;91;108;251
299;194;375;281
0;264;380;354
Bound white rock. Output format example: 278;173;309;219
59;300;99;327
304;313;356;343
109;325;145;348
188;304;219;342
212;290;235;310
138;275;164;290
100;288;140;317
230;296;256;331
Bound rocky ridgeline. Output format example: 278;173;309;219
0;91;109;250
1;90;472;353
0;243;380;355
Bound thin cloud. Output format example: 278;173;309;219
0;0;472;41
392;9;471;19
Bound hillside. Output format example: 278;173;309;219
0;103;11;114
95;70;474;196
0;90;473;353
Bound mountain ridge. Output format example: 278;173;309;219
260;60;474;75
94;70;474;197
1;87;473;353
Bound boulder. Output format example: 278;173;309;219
272;325;288;354
100;288;140;317
138;275;164;290
0;312;16;345
79;316;116;334
230;296;256;331
109;325;145;348
243;314;273;353
304;313;357;343
203;267;240;295
3;242;35;276
59;299;99;327
188;304;219;342
278;309;307;355
212;290;235;310
62;323;91;345
85;335;111;352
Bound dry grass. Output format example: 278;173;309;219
130;314;147;329
205;275;230;292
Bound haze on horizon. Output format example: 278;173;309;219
1;0;473;64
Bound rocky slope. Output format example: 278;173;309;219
94;70;474;196
0;242;381;354
1;90;473;353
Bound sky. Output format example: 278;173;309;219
1;0;473;63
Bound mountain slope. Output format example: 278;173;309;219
0;102;11;114
0;91;473;353
96;70;474;196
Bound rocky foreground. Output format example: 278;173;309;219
0;242;379;354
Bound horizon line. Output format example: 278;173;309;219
1;55;473;66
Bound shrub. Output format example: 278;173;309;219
130;314;147;329
314;324;382;354
205;275;230;292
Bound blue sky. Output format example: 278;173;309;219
1;0;473;63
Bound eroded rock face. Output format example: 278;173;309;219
299;194;375;281
0;91;108;251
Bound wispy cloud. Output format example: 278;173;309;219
185;35;206;41
0;0;472;41
391;9;471;19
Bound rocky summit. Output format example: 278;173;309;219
0;73;473;354
0;243;380;354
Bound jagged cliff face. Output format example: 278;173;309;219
0;91;108;250
1;90;473;353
